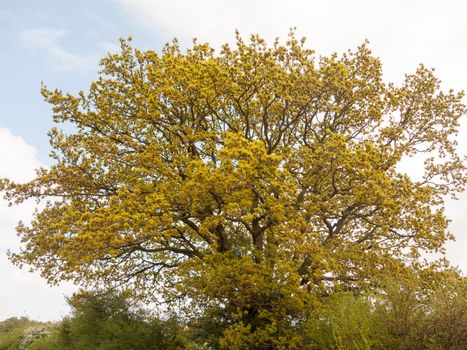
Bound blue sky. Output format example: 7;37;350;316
1;0;466;321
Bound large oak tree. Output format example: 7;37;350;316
2;33;466;348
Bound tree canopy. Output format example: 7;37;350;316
2;32;466;348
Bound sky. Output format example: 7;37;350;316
0;0;466;321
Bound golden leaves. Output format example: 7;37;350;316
2;33;465;337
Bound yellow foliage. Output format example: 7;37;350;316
1;32;465;348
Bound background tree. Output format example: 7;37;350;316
300;266;466;350
2;32;465;348
36;291;188;350
0;317;47;350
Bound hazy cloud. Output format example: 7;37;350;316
19;28;67;49
100;41;121;54
19;28;97;72
116;0;467;90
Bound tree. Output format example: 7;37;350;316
0;317;45;350
2;32;466;348
299;267;466;350
37;290;189;350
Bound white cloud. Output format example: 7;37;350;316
100;41;121;55
47;45;96;71
116;0;467;89
19;28;97;72
0;128;40;182
445;192;467;271
19;28;67;49
0;128;76;321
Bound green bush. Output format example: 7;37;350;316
2;272;465;349
302;292;381;350
301;271;466;350
43;290;189;350
0;317;48;350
